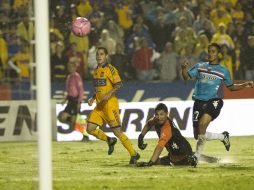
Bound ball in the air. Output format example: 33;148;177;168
71;17;91;37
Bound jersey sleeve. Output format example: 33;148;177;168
108;65;122;84
223;68;233;87
158;121;172;148
187;63;199;79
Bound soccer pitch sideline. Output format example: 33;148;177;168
0;136;254;190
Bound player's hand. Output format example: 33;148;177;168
136;161;154;167
181;59;189;70
244;81;254;88
138;134;147;150
88;97;94;106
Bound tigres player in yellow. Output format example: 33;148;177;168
87;47;140;164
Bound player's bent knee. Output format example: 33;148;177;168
86;122;97;134
58;111;67;123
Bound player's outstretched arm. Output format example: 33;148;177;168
227;81;254;91
181;60;191;81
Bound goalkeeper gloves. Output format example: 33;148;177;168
138;134;147;150
136;160;154;167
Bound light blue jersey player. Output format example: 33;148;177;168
188;61;233;101
181;43;254;164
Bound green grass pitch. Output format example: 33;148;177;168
0;136;254;190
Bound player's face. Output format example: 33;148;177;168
155;110;168;124
208;46;219;63
96;49;107;65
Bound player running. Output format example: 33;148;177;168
137;103;197;167
86;47;140;164
181;42;254;162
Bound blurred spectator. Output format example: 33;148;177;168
240;35;254;80
156;42;178;81
54;5;70;39
0;30;8;80
150;14;174;52
50;41;67;82
193;11;215;35
233;40;244;80
70;3;79;20
50;18;64;41
145;6;165;26
172;16;196;42
100;0;118;21
66;42;86;80
126;23;154;57
197;18;216;41
132;38;155;81
174;28;197;54
220;44;234;79
134;15;150;36
194;34;209;62
98;29;116;55
69;28;89;72
110;43;133;80
76;0;93;18
115;1;133;34
16;15;34;44
6;25;21;57
127;0;143;20
179;44;197;70
139;0;157;17
210;6;232;29
243;12;254;35
106;20;124;47
231;2;244;22
232;22;246;48
211;22;234;50
173;0;195;26
163;0;177;25
7;44;30;82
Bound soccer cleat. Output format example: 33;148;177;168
221;131;230;151
108;137;117;155
187;155;198;168
81;135;90;142
129;152;140;164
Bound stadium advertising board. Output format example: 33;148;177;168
0;99;253;141
56;100;254;141
0;101;37;141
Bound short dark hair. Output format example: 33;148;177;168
208;43;221;53
96;47;108;55
155;103;168;113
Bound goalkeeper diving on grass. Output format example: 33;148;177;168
136;103;198;167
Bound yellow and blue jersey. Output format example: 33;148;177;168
88;63;122;128
93;63;121;104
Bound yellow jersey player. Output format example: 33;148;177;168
86;47;140;164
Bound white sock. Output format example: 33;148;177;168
195;134;206;159
205;132;224;141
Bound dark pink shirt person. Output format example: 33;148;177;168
65;72;84;103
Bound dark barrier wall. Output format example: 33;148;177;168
4;80;254;101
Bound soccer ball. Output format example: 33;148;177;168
71;17;91;37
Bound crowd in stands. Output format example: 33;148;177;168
1;0;254;86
